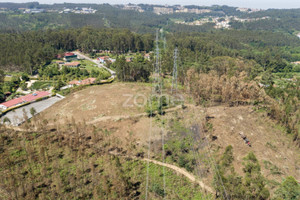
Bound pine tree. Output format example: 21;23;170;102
274;176;300;200
242;152;270;200
213;145;245;199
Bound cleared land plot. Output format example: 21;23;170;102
1;96;62;126
35;81;299;191
39;82;151;123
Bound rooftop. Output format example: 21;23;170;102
69;78;96;86
0;91;50;108
64;61;80;66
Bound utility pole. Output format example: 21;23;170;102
171;47;178;95
155;29;160;81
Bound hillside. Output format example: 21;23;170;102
27;83;300;198
1;2;300;200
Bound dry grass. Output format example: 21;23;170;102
39;82;151;124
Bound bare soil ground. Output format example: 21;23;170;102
170;105;300;183
37;83;299;187
40;82;151;123
205;106;300;182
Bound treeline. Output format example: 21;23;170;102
231;18;300;33
164;30;300;75
0;28;154;73
113;55;152;82
232;9;300;33
0;4;169;33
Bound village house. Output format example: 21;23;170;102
292;61;300;65
64;61;81;67
55;61;65;65
64;52;78;62
0;91;50;111
97;56;110;64
69;78;96;86
144;53;151;60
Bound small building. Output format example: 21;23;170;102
69;78;96;86
292;61;300;65
56;61;65;65
0;98;23;110
64;61;81;67
0;91;50;111
109;58;116;63
64;52;78;62
97;56;110;64
144;53;151;60
24;8;45;14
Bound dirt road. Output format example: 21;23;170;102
143;158;214;193
87;104;187;124
108;150;214;194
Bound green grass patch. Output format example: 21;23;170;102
79;59;100;72
4;76;12;82
30;81;53;90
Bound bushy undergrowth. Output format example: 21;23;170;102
0;121;210;200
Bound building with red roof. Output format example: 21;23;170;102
64;52;74;57
69;78;96;86
0;91;50;111
64;52;78;62
97;56;110;64
64;61;81;67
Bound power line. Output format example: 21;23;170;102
201;125;230;200
145;29;161;200
171;47;178;95
158;28;166;199
155;29;160;82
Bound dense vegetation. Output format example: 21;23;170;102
232;9;300;33
214;146;300;200
0;28;154;73
0;122;210;199
113;55;152;82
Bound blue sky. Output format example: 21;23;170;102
0;0;300;9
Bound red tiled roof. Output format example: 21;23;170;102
0;91;50;109
98;56;109;60
65;52;75;57
1;98;23;108
69;78;96;86
23;91;50;102
64;61;80;66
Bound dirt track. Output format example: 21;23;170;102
108;149;214;194
143;158;214;193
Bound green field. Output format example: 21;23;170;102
79;59;99;72
4;76;12;82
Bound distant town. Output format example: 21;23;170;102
0;3;263;15
175;16;270;29
21;7;97;14
118;4;263;15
